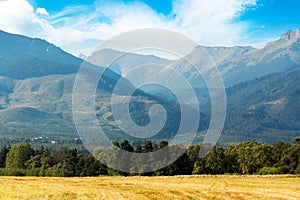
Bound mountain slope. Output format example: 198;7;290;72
0;30;82;65
89;49;171;75
93;29;300;101
89;36;300;144
0;30;139;94
219;28;300;87
0;55;79;79
0;29;299;145
0;74;184;141
158;28;300;92
0;30;185;143
218;68;300;143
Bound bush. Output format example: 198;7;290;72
258;167;280;175
277;166;291;174
0;168;26;176
294;164;300;174
25;168;41;176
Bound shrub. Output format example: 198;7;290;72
258;167;280;175
0;168;26;176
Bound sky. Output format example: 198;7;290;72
0;0;299;56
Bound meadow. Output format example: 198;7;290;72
0;175;299;200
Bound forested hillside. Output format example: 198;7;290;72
198;68;300;144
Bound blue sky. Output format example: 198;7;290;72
0;0;299;56
30;0;173;15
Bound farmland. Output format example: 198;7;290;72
0;175;299;200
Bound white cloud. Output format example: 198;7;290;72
36;7;49;16
172;0;258;45
0;0;88;54
0;0;259;56
0;0;37;34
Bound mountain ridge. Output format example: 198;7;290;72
0;29;300;145
0;30;185;144
0;30;82;66
88;28;300;102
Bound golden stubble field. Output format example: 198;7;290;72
0;175;299;200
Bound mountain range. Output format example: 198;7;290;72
92;29;300;98
0;29;300;145
0;30;183;145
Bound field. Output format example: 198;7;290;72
0;175;299;200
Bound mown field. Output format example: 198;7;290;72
0;175;299;200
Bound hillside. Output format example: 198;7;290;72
214;68;300;144
0;30;82;65
0;30;184;145
0;74;183;141
0;29;300;146
92;29;300;101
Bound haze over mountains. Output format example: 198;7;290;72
0;29;299;145
0;30;182;144
94;28;300;93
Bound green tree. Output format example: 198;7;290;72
166;145;191;175
121;140;134;152
235;142;272;174
271;142;290;166
80;154;107;176
279;143;300;174
6;144;34;169
224;143;240;174
143;141;153;153
204;147;227;174
192;160;206;174
292;137;300;145
0;146;9;168
134;144;142;153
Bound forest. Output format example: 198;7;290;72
0;137;299;177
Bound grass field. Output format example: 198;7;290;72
0;175;299;200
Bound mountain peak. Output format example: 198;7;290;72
0;29;82;66
280;28;300;40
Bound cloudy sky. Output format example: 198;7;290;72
0;0;299;56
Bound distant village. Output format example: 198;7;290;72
30;136;83;145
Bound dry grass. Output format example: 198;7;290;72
0;175;299;200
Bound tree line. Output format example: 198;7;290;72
0;138;299;177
